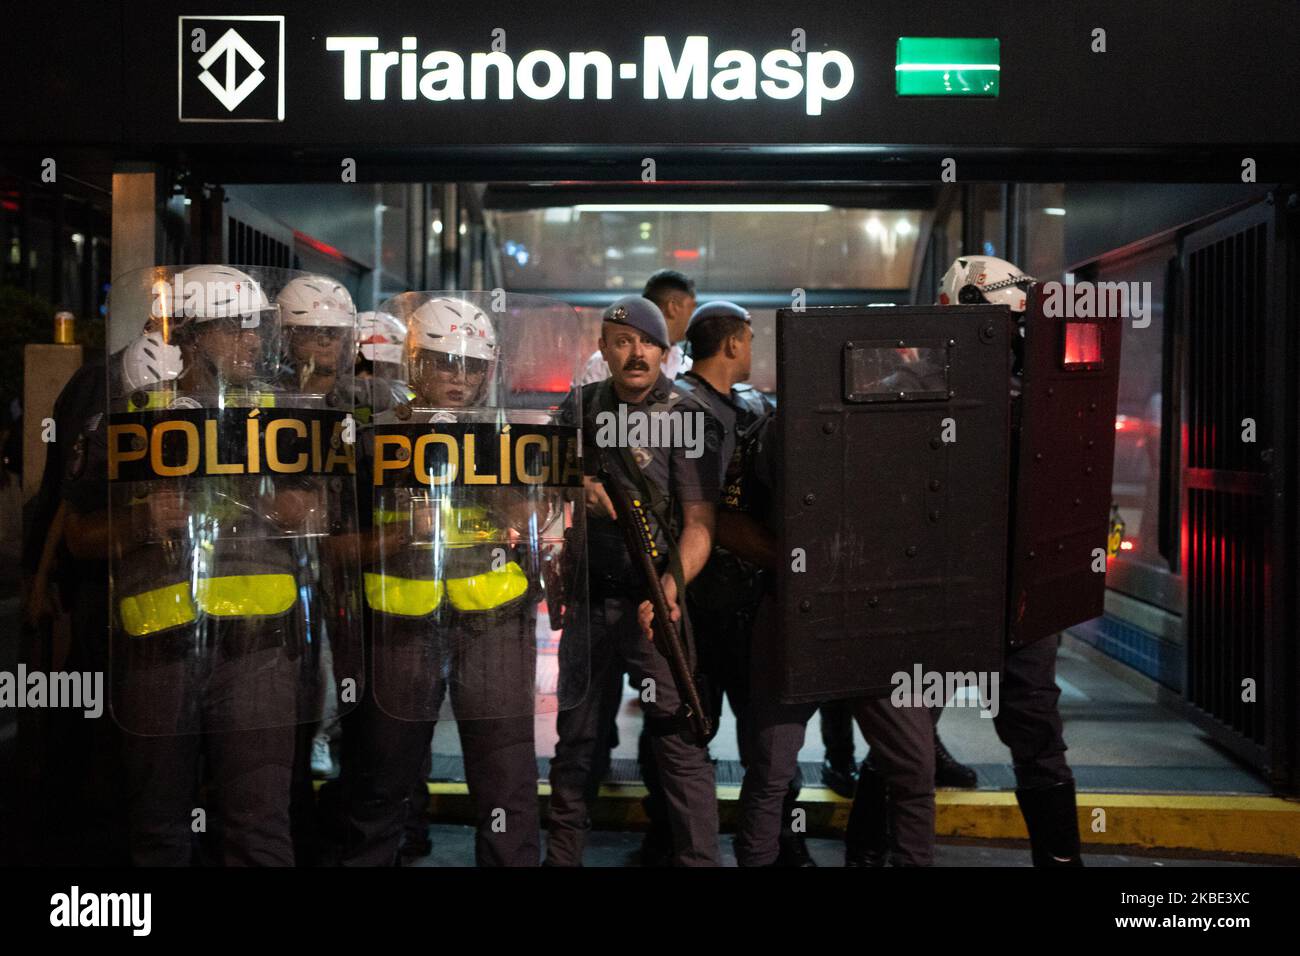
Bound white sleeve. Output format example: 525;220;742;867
576;350;609;386
663;344;692;379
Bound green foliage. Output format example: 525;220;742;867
0;285;104;413
0;284;53;411
77;313;106;352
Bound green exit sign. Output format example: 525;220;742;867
896;37;1000;96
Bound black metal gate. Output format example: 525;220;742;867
1180;196;1297;791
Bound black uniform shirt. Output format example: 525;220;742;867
728;409;780;536
582;372;723;588
672;370;739;489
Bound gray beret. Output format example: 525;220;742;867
687;300;751;336
603;295;669;350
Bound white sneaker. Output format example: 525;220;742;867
310;735;335;776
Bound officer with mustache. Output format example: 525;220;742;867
546;295;725;866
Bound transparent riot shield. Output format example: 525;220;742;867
105;265;363;735
363;291;588;721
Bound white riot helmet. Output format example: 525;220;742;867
150;264;272;326
407;297;498;362
119;332;183;393
405;297;499;406
356;310;407;366
277;275;355;327
938;256;1036;313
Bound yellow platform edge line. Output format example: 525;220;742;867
393;783;1300;858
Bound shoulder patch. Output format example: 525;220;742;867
704;420;723;453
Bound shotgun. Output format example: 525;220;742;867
597;465;713;744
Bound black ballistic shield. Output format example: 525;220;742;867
1006;284;1124;647
774;305;1012;703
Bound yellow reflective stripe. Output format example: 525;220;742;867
139;389;276;410
364;563;528;615
370;504;502;541
119;582;197;637
140;388;175;410
364;572;444;616
445;504;499;546
226;390;277;408
445;562;528;611
194;574;297;617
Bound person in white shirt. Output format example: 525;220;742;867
576;269;696;385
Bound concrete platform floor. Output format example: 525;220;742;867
407;824;1276;867
426;634;1268;795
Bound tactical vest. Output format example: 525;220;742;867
116;386;299;637
581;378;683;576
365;485;528;617
689;380;774;612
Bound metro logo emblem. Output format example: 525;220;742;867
179;15;285;122
197;29;267;112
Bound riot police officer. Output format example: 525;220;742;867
934;255;1083;866
29;334;172;864
65;264;360;866
341;294;565;867
547;295;724;867
665;397;938;866
274;274;362;860
837;256;1088;868
636;300;813;865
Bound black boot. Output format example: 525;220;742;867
399;781;433;863
776;831;817;867
933;731;978;788
638;728;674;867
775;785;817;867
820;756;859;799
844;758;890;867
1015;782;1084;867
638;817;674;867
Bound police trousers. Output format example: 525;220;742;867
340;603;541;867
734;596;935;866
735;694;935;866
115;621;301;867
547;595;720;867
641;593;803;834
992;635;1074;791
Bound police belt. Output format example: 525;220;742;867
119;613;294;663
589;572;649;603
